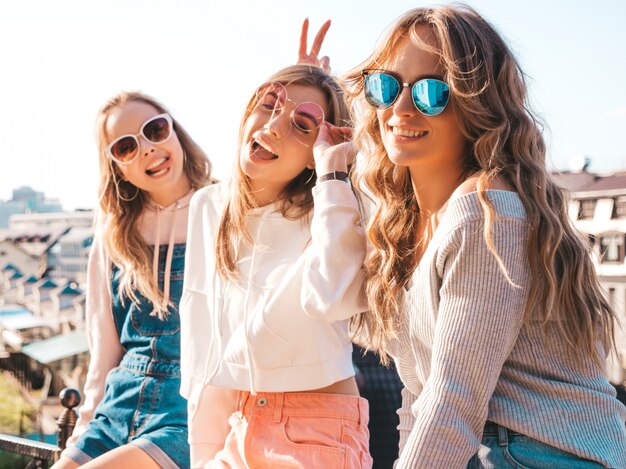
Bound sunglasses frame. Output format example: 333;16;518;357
254;81;326;135
362;70;450;116
106;113;174;165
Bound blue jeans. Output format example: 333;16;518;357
467;421;606;469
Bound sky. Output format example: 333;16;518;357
1;0;625;210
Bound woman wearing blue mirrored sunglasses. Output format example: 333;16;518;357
345;5;626;469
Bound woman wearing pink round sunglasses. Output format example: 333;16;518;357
179;27;372;469
53;92;213;469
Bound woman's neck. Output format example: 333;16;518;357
149;179;192;208
409;163;466;218
248;180;284;207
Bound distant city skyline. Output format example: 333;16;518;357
2;0;625;210
0;186;63;228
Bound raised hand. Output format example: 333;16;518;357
313;122;355;175
297;18;331;73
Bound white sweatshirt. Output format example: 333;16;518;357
179;180;367;467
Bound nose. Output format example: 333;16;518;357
139;135;157;157
264;108;290;140
392;85;418;117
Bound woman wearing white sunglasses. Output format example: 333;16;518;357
53;92;213;469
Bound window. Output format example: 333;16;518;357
577;199;597;219
613;196;626;219
599;233;626;263
61;243;80;257
609;287;616;307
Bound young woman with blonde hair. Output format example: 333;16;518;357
54;92;213;469
346;5;626;468
179;62;371;468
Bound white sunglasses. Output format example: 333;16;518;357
106;113;173;164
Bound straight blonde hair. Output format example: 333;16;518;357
216;65;351;280
96;91;213;318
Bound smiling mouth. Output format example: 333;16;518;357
145;157;170;176
392;128;429;138
251;140;279;160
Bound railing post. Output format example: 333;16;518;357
56;388;80;451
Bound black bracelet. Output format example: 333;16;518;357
317;171;350;183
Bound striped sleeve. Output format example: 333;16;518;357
396;216;531;468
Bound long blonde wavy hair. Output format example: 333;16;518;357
216;65;351;279
345;5;615;364
97;91;213;317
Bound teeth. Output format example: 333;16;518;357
254;139;278;157
393;128;427;138
147;157;167;170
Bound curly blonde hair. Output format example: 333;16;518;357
345;5;615;364
96;91;213;318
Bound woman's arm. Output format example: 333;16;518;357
179;188;239;467
301;125;368;321
64;230;124;448
397;386;419;457
179;286;238;467
397;216;531;468
186;384;239;468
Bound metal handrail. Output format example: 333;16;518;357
0;388;80;468
0;435;59;468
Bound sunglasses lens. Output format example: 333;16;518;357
364;72;400;109
292;103;324;132
143;116;172;143
412;79;450;116
256;82;286;113
110;136;138;162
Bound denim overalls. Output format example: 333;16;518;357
70;244;189;469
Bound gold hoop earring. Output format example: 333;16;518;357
118;183;139;202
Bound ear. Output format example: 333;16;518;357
306;160;315;170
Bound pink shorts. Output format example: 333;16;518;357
209;391;373;469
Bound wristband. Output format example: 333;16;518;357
317;171;350;183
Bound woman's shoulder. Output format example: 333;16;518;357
452;173;512;196
445;175;526;224
191;180;230;211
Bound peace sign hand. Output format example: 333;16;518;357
297;18;331;73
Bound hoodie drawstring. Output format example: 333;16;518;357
161;205;178;311
151;201;181;316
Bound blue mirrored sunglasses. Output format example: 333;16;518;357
362;70;450;116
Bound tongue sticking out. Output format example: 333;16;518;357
252;141;278;161
146;158;170;175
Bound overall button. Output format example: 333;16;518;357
257;397;268;407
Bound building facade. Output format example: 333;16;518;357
0;186;63;228
555;171;626;384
